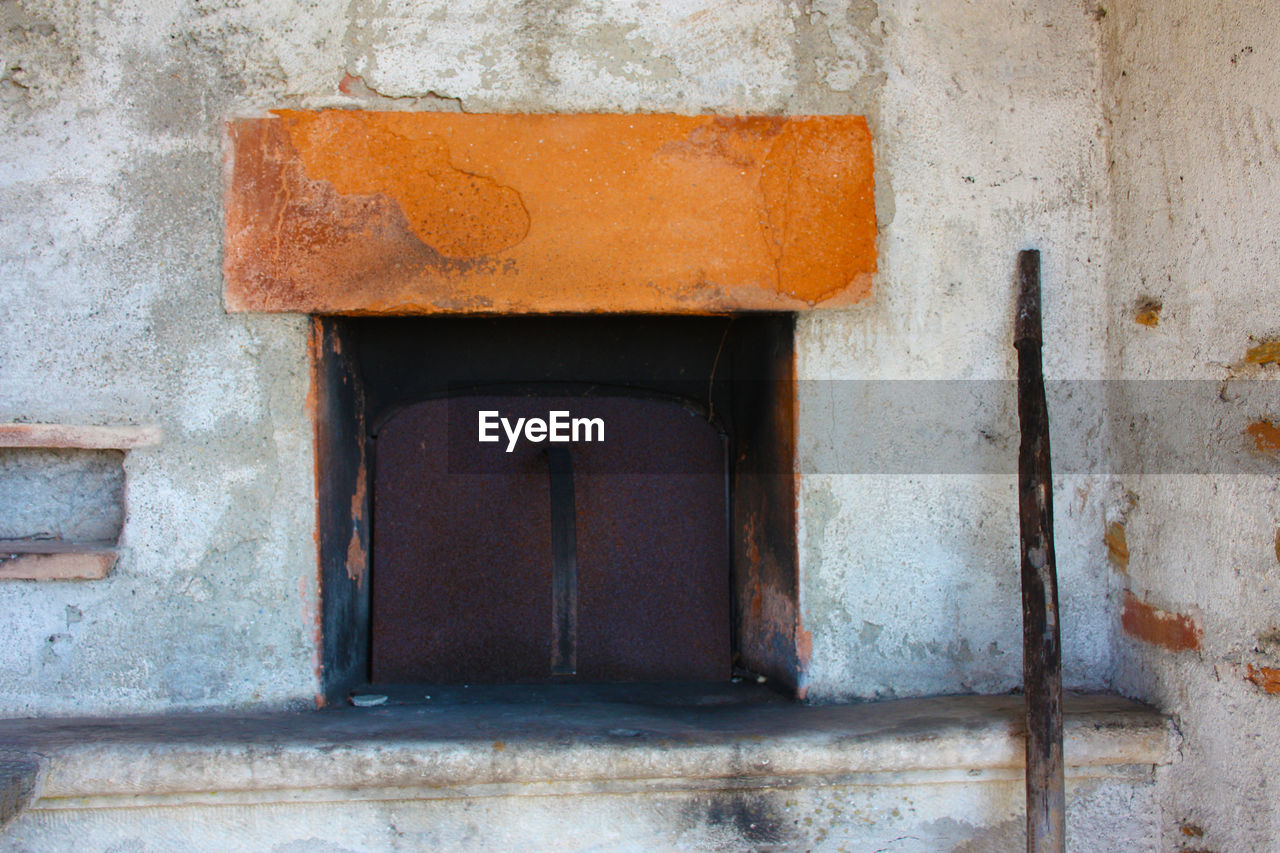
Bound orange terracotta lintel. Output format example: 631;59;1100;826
224;112;877;315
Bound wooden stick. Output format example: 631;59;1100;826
1014;250;1065;853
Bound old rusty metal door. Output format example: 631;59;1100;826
370;393;730;684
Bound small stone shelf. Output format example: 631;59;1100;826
0;541;118;581
0;424;160;450
0;424;159;580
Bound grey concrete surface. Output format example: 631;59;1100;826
0;449;124;543
0;751;41;833
1103;2;1280;849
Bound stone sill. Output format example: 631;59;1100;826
0;423;157;582
0;424;160;450
0;542;117;581
0;693;1169;814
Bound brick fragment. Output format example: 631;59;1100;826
1134;298;1161;326
1121;591;1201;652
1246;420;1280;457
1245;340;1280;365
1244;664;1280;694
1105;521;1129;571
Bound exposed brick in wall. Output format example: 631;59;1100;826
1244;340;1280;365
1105;521;1129;571
1120;591;1202;653
1245;420;1280;457
1244;664;1280;695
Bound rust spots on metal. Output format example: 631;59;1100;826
1245;340;1280;365
730;333;803;691
1121;590;1202;652
1245;420;1280;457
371;395;730;684
1105;521;1129;571
1244;663;1280;694
1134;297;1162;326
223;112;876;314
310;317;373;700
346;457;368;588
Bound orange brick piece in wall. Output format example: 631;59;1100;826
1120;590;1202;652
224;112;876;315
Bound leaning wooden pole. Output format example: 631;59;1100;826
1014;249;1065;853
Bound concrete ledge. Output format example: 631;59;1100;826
0;693;1169;811
0;750;41;831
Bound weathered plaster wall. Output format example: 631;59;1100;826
0;0;1118;715
1104;1;1280;849
21;0;1268;848
0;449;124;543
1;0;324;713
796;2;1113;701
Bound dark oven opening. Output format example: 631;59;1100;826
312;315;799;701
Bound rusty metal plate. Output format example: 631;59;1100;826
370;394;729;683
